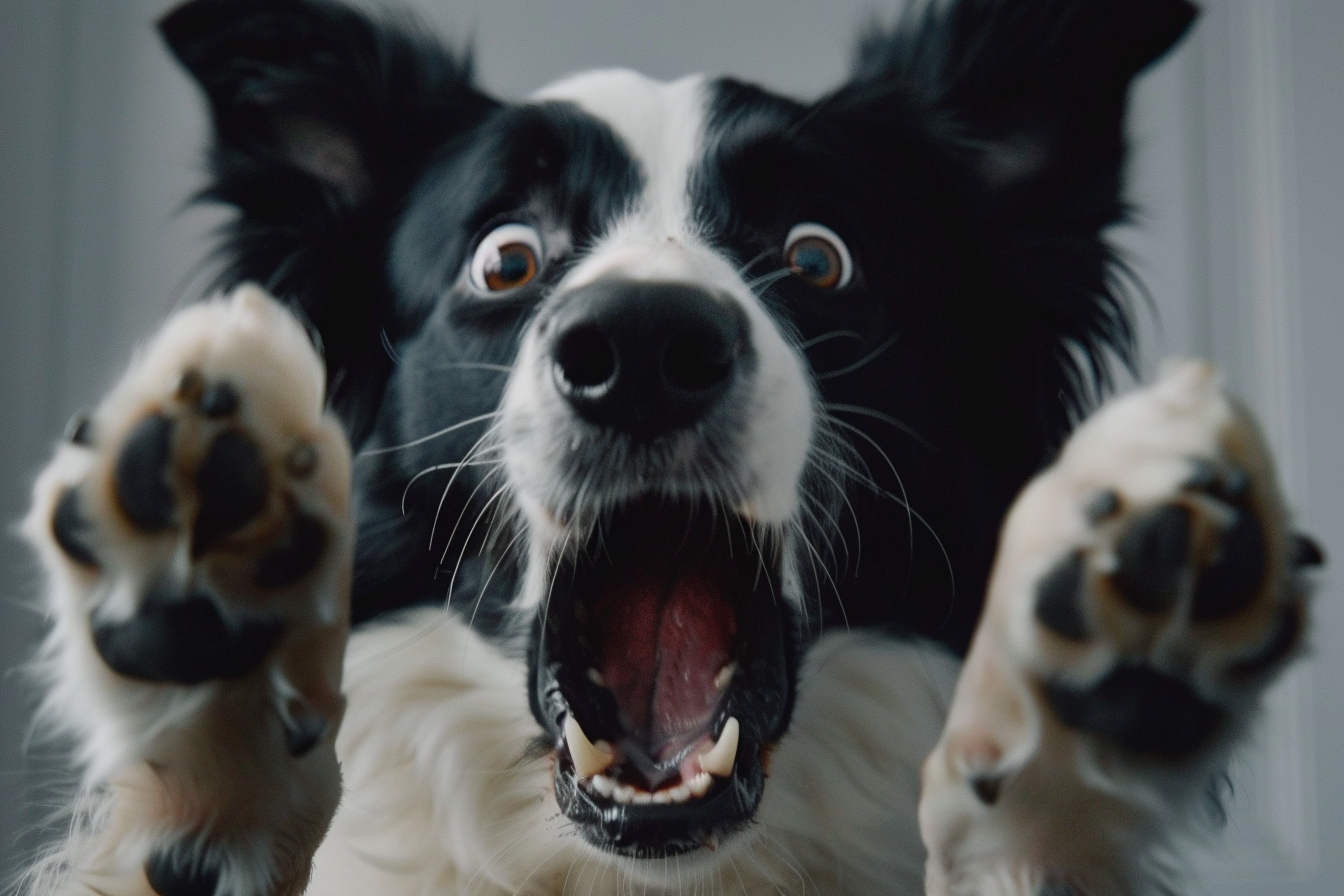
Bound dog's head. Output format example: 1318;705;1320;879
162;0;1194;862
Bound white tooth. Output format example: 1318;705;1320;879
713;662;737;690
613;784;635;804
591;775;616;797
688;772;712;796
699;717;740;778
632;791;653;805
586;667;604;687
652;790;673;804
669;784;692;804
564;715;614;779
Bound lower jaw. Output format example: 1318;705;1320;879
553;758;767;859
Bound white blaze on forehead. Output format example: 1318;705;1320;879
532;69;707;237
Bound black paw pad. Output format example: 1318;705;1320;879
92;584;282;684
115;414;176;531
1191;509;1265;621
1228;604;1302;680
1084;489;1121;522
52;488;100;569
1035;551;1089;641
1111;504;1191;613
970;776;1001;806
198;382;239;419
145;845;220;896
255;511;326;588
193;430;268;554
1044;665;1224;758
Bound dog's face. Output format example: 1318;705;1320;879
162;0;1195;864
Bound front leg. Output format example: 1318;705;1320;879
920;361;1321;896
23;286;352;896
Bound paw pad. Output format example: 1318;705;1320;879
92;585;283;684
145;845;220;896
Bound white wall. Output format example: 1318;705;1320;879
0;1;1339;891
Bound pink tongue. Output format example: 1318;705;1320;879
595;557;735;755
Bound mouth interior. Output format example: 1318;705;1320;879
594;529;738;789
544;496;790;827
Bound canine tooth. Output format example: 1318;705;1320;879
613;784;635;804
591;774;616;797
713;662;737;690
564;715;614;778
586;667;604;687
668;784;692;804
688;772;712;796
699;717;739;778
632;791;653;805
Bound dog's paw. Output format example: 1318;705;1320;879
25;285;351;896
920;361;1320;896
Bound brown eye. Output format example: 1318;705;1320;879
784;222;852;289
470;223;543;294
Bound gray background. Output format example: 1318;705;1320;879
1;1;1340;892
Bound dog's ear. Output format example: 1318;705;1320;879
822;0;1195;459
849;0;1196;218
160;0;498;441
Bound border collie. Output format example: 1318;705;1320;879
20;0;1322;894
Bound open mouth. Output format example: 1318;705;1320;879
532;499;796;857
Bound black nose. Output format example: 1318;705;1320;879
550;280;749;439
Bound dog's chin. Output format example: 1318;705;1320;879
531;497;795;858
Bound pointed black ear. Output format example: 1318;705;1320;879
852;0;1196;218
159;0;498;442
821;0;1195;461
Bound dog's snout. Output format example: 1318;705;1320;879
550;280;747;438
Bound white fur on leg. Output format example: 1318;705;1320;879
919;361;1309;896
21;285;352;896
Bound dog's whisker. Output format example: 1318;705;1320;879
735;248;774;278
815;330;901;381
358;410;502;458
798;329;864;350
427;424;503;546
380;328;403;365
744;267;794;292
401;448;506;514
824;402;934;452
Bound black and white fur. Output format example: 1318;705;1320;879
17;0;1322;894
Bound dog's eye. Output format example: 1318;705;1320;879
784;223;852;290
470;223;543;293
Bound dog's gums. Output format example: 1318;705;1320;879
537;500;792;854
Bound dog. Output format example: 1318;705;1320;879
18;0;1322;894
